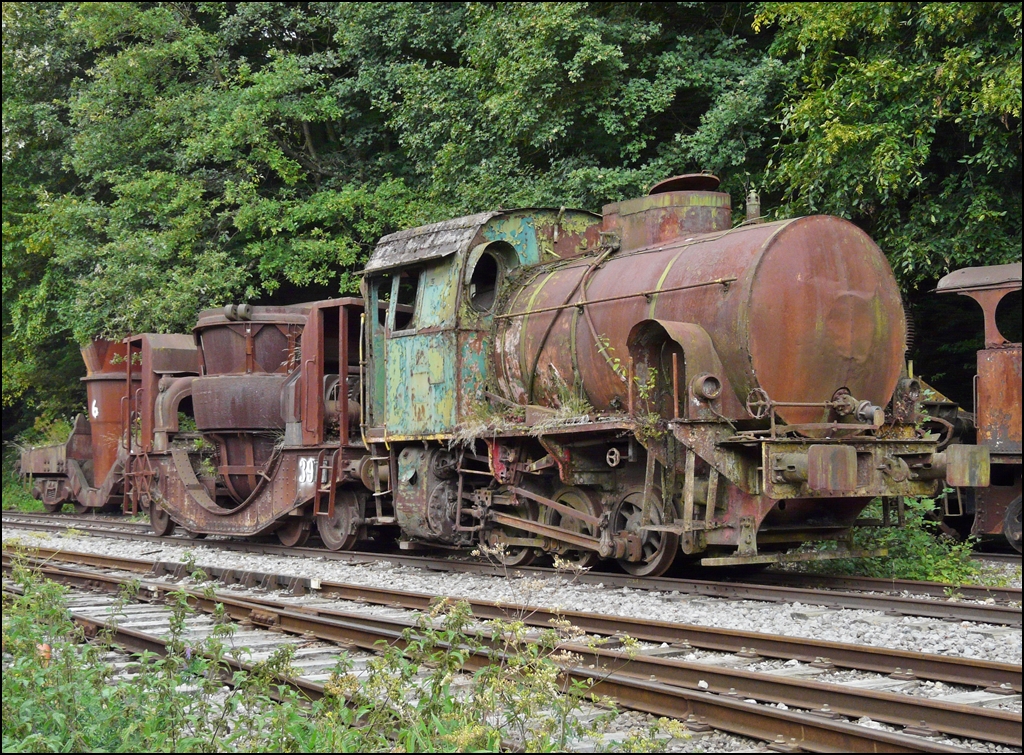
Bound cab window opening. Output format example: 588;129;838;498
995;290;1021;344
374;274;393;327
394;270;420;330
469;252;500;312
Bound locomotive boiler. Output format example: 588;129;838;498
18;174;990;574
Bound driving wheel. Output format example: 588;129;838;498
539;486;601;569
317;490;361;551
484;498;540;567
611;490;678;577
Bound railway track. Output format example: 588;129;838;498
972;551;1023;566
4;512;1021;627
3;544;1021;752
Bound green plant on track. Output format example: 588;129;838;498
807;496;979;584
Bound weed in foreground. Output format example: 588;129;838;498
3;556;677;752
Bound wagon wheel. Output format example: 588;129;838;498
277;518;312;548
149;504;177;537
484;499;540;568
1004;496;1022;554
539;487;601;570
317;490;361;552
611;490;678;577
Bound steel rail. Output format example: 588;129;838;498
5;509;1019;607
4;514;1021;625
5;549;1015;750
972;551;1023;566
734;570;1021;603
4;564;970;753
7;544;1018;691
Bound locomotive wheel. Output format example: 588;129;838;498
317;490;360;552
277;518;312;548
43;502;64;514
73;503;89;515
611;491;678;577
1004;496;1022;554
539;487;601;570
149;504;177;537
485;500;539;567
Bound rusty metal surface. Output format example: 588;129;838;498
126;333;200;453
80;339;136;487
978;347;1022;453
492;216;905;428
195;306;307;376
192;374;288;430
936;262;1022;292
602;185;731;249
139;301;373;537
972;472;1023;537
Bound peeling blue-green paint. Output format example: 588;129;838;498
368;209;602;438
386;330;457;435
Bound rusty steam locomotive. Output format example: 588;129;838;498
19;175;995;574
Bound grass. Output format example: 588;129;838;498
2;555;683;752
800;496;983;585
2;457;43;513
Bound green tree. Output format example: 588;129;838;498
756;2;1022;285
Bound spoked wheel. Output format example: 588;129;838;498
484;499;540;567
539;487;601;570
149;504;177;537
277;518;312;548
1004;495;1022;554
317;490;361;552
612;490;678;577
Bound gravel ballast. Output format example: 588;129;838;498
6;528;1020;667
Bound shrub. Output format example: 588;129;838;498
808;496;978;584
1;450;41;513
2;559;663;752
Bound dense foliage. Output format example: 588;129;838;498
3;2;1021;429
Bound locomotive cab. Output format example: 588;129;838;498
937;262;1022;551
363;209;603;439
